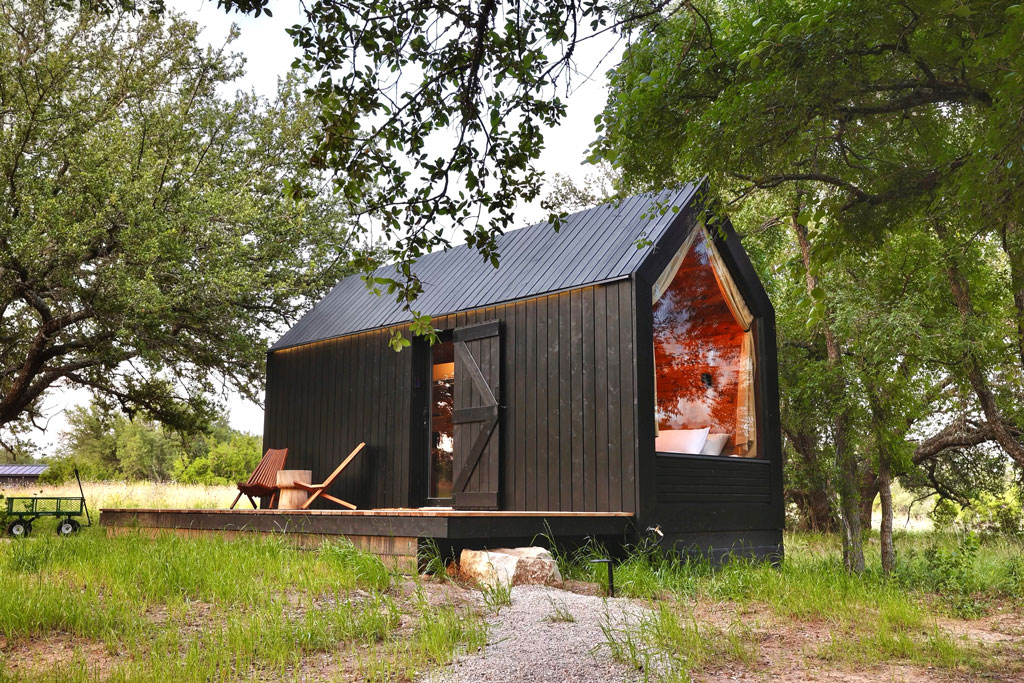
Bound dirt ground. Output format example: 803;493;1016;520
2;578;1022;682
687;599;1024;683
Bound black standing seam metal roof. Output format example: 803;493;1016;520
271;184;700;351
0;464;48;476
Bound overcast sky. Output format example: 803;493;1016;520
37;1;622;449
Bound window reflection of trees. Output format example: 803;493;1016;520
653;231;755;456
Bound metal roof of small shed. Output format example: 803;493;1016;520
0;464;47;476
272;184;699;350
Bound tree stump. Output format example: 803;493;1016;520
276;470;312;510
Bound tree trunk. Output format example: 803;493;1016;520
784;425;838;531
936;221;1024;469
836;439;865;574
999;220;1024;372
859;470;878;532
787;487;837;531
805;487;837;532
878;454;895;575
791;203;863;573
864;384;899;576
859;490;875;533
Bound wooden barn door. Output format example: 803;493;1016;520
452;320;501;509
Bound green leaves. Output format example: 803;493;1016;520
279;0;617;314
599;0;1024;523
388;331;412;351
939;0;974;17
386;313;439;351
0;3;357;437
409;312;440;346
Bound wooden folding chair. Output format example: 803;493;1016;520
230;448;288;510
295;442;366;509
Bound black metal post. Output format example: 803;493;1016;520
75;468;91;527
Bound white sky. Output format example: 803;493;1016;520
35;1;622;450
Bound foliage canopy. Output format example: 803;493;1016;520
588;0;1024;569
0;2;356;451
42;399;261;484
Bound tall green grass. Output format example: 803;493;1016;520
602;602;757;682
0;530;486;682
554;530;1023;680
555;531;1023;616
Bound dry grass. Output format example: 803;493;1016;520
0;480;238;511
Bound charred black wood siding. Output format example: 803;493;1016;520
263;329;416;510
655;455;771;504
262;279;640;513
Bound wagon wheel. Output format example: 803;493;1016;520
56;519;80;536
7;520;31;538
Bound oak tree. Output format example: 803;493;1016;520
0;3;356;452
592;0;1024;571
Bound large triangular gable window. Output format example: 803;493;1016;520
652;226;758;458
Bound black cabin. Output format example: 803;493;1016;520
263;182;784;560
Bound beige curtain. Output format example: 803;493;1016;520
705;230;753;331
652;227;700;438
652;227;700;302
706;228;757;456
653;224;752;331
735;330;757;456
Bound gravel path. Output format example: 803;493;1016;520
423;585;648;683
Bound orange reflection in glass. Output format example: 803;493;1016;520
653;231;757;457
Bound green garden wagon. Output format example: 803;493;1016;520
5;469;91;538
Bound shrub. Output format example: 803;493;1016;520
930;488;1024;538
930;498;960;530
172;434;262;486
1004;555;1024;597
921;533;984;617
960;488;1024;537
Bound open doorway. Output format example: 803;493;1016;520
428;337;455;501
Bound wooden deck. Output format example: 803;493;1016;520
99;508;636;570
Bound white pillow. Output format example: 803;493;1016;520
655;427;709;454
700;433;730;456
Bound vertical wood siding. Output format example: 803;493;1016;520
263;279;639;512
264;328;415;509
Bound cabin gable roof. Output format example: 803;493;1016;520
272;183;701;350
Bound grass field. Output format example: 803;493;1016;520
0;530;486;681
570;531;1024;680
1;480;240;512
0;482;1021;681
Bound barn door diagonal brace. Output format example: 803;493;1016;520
454;341;496;406
451;340;499;494
452;413;498;493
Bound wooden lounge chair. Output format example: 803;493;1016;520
296;442;366;509
230;448;288;510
